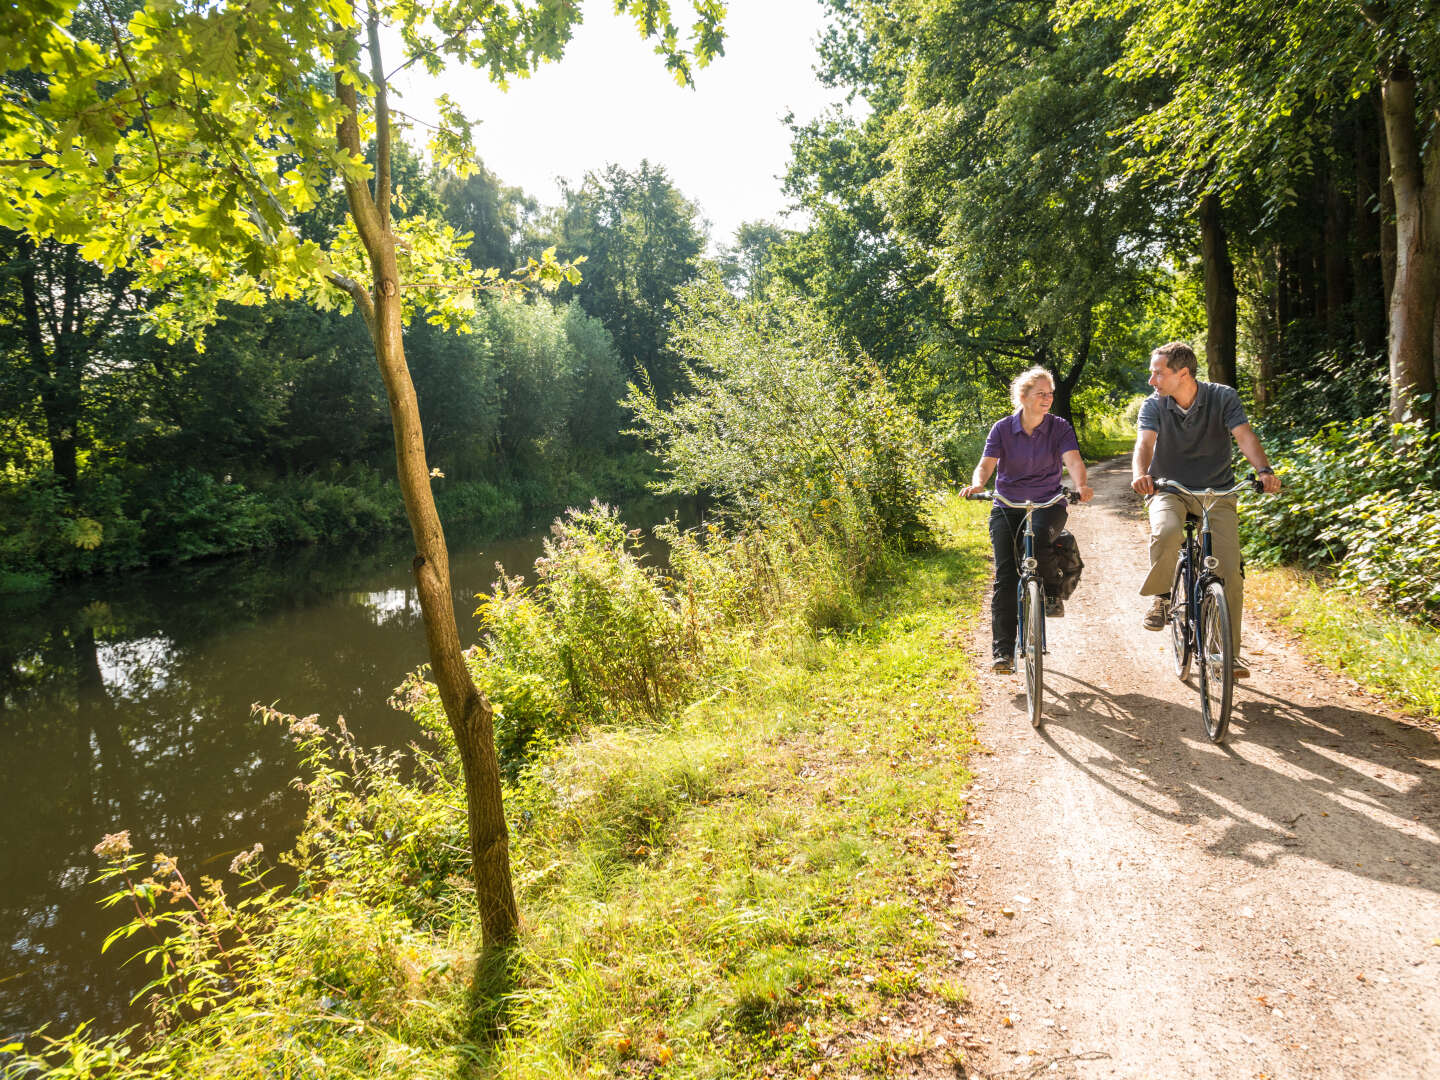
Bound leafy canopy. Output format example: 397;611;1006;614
0;0;724;339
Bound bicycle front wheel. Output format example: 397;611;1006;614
1023;578;1044;728
1197;581;1234;743
1169;559;1191;681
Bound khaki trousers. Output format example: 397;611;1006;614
1140;493;1243;648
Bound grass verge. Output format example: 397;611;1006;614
482;494;991;1077
1248;565;1440;720
25;497;994;1079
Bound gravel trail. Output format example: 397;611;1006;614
948;456;1440;1080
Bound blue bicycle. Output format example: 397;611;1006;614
967;488;1081;728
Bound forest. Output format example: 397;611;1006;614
1;0;1438;1076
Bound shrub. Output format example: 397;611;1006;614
625;279;938;572
475;502;699;744
1242;417;1440;620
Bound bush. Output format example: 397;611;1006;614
625;279;938;572
475;502;700;745
1242;416;1440;620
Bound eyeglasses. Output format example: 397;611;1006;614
1029;390;1055;399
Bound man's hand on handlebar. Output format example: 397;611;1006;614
1257;470;1282;495
1131;474;1155;496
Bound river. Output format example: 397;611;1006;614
0;502;678;1044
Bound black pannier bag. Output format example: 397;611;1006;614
1053;530;1084;600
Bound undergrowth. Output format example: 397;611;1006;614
1247;566;1440;720
7;495;991;1079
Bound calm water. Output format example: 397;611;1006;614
0;506;677;1043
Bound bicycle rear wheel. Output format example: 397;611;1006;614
1197;582;1234;743
1169;559;1191;681
1022;578;1044;728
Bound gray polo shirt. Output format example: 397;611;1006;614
1138;381;1248;489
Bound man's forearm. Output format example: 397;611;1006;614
1132;441;1153;481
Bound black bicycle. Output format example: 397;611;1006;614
967;488;1081;728
1155;476;1265;743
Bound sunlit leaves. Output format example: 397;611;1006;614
1;0;725;335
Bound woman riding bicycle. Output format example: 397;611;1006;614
960;367;1095;673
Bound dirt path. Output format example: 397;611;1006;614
948;456;1440;1080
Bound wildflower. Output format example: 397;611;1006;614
153;853;179;880
287;713;325;741
93;830;132;860
228;843;264;875
429;467;445;479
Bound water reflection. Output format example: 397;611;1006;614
0;522;571;1043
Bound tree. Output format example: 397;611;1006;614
863;0;1172;421
1;0;724;953
553;161;707;401
1056;0;1440;427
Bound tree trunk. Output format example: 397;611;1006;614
336;35;518;951
1051;307;1091;423
1323;173;1349;344
1377;89;1398;315
1200;195;1238;387
1353;98;1387;357
1381;60;1440;428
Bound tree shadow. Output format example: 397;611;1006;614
451;944;514;1077
1021;672;1440;895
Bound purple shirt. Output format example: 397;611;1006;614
983;413;1079;501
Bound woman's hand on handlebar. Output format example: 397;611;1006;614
960;484;987;498
1077;484;1095;503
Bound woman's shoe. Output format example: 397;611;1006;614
991;653;1015;675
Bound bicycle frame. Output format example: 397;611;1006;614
986;490;1073;662
1154;477;1262;741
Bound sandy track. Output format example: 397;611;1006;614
949;456;1440;1080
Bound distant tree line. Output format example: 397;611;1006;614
0;153;709;586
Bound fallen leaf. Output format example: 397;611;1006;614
1001;907;1016;918
656;1046;674;1065
1001;1016;1014;1028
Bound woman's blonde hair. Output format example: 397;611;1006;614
1010;365;1055;410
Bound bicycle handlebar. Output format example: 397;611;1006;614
965;488;1079;509
1153;476;1265;499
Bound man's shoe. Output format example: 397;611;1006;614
1044;596;1065;618
1142;595;1169;631
1232;657;1251;679
991;653;1015;675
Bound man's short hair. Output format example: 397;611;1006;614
1153;342;1197;378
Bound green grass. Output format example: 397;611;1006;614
29;496;994;1080
1248;565;1440;720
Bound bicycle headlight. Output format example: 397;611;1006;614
1203;555;1219;571
1022;557;1038;572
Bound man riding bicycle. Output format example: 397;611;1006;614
1130;342;1282;679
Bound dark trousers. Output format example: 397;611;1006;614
989;503;1068;656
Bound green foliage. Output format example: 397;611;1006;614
626;278;939;562
476;502;699;742
1242;418;1440;619
551;161;707;401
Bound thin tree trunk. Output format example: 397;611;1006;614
1323;173;1349;344
335;29;518;951
1381;59;1440;428
1200;195;1238;387
1353;98;1387;357
1051;307;1091;423
1377;89;1398;315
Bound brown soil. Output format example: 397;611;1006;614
941;456;1440;1080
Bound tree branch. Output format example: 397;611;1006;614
367;5;391;223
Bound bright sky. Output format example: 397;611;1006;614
393;0;850;248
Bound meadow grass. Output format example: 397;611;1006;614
23;497;994;1080
1248;565;1440;720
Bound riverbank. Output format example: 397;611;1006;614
19;497;994;1076
0;452;660;594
